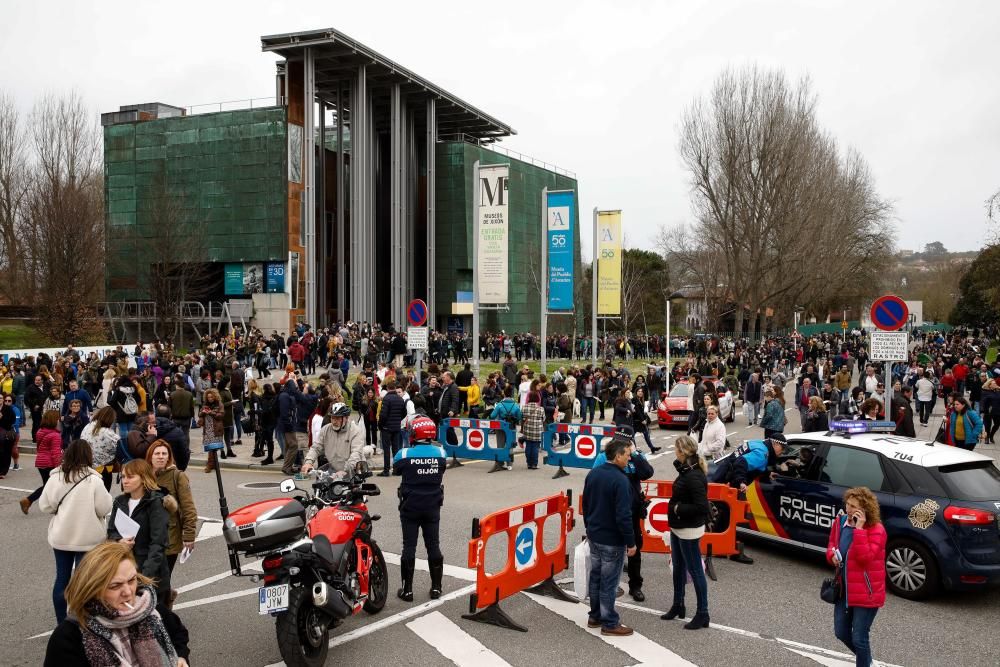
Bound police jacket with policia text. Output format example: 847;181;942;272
392;443;446;513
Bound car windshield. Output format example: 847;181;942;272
937;462;1000;501
670;384;690;398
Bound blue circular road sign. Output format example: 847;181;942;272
514;524;535;570
870;295;909;332
407;299;428;327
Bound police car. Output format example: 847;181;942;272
727;421;1000;600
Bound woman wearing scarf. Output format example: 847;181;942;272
45;541;190;666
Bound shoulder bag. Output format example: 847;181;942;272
54;474;90;515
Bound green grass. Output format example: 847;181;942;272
988;346;998;364
0;324;54;350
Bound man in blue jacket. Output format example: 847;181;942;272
582;435;637;636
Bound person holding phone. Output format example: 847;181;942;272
825;486;887;667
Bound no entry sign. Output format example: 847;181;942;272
575;435;597;459
467;429;484;450
645;499;671;535
870;295;909;332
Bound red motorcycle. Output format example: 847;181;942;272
223;462;388;667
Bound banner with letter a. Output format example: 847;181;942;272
477;164;510;304
596;210;622;316
547;190;575;311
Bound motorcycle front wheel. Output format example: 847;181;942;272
275;585;329;667
363;542;389;614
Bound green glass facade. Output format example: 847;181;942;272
434;141;581;333
104;107;288;299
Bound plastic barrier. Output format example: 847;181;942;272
438;418;518;468
578;480;749;580
542;422;618;479
464;490;577;631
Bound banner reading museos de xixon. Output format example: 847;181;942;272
477;165;509;304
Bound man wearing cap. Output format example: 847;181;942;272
591;426;654;602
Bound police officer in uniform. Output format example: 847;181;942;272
392;415;447;601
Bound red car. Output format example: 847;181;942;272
657;379;736;428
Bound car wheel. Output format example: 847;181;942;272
885;539;939;600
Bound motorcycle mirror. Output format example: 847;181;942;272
355;460;371;475
279;479;297;493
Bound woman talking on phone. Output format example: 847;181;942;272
825;486;887;667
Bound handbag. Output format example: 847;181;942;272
241;415;256;435
821;565;843;603
934;417;948;444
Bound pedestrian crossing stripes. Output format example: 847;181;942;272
407;611;512;667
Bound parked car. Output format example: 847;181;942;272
657;379;735;427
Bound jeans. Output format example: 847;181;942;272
581;397;596;423
746;401;761;424
670;532;709;614
635;425;655;451
117;422;131;442
833;598;878;666
525;440;540;467
588;541;625;629
53;549;85;624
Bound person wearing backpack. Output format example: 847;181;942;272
39;438;113;624
488;386;522;472
110;375;140;442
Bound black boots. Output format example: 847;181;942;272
684;612;710;630
660;603;685;620
429;558;444;599
728;542;754;564
397;558;414;602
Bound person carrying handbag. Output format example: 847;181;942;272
825;486;887;667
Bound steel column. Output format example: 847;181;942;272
317;100;327;327
426;98;437;329
390;83;403;329
303;48;317;327
471;161;480;376
336;84;345;322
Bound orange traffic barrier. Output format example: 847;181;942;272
463;490;577;632
636;481;750;558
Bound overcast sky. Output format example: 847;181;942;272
3;1;998;259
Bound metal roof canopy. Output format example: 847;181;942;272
261;28;515;142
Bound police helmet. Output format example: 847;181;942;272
330;403;351;418
410;416;437;442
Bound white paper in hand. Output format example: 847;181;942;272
178;546;193;564
114;510;141;539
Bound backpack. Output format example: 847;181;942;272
122;391;138;415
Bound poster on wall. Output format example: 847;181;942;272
224;263;264;295
546;190;575;311
265;262;286;293
476;164;509;304
597;210;622;316
288;124;303;183
289;251;300;309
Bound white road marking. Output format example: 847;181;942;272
382;551;477;582
175;559;262;594
784;647;855;666
173;587;259;610
195;521;226;542
524;591;696;666
0;484;33;493
263;583;477;667
407;610;512;667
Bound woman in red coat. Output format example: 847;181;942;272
826;486;887;667
20;410;64;514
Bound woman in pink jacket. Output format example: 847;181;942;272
826;486;887;667
20;409;63;514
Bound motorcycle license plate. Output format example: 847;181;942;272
258;584;289;615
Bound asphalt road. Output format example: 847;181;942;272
3;381;998;667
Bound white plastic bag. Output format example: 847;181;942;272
573;538;591;601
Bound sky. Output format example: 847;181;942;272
3;0;998;260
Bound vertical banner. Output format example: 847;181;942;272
477;164;509;304
546;190;575;311
596;210;622;316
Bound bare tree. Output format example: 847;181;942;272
26;92;107;342
0;92;30;303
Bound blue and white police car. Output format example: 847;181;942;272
732;421;1000;600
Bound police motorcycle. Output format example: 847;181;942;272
223;461;388;667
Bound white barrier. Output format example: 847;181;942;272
1;344;139;367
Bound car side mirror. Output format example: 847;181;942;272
279;479;297;493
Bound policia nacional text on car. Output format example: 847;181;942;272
391;416;447;602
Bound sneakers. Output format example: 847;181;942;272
600;624;633;636
12;463;19;471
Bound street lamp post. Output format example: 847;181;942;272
664;290;684;395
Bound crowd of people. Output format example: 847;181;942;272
0;320;993;665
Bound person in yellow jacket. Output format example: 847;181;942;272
460;376;483;418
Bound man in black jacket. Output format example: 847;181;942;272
378;382;407;476
25;374;49;442
455;363;474;414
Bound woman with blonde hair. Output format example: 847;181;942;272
804;395;830;432
107;459;173;601
826;486;886;666
661;435;710;629
44;541;190;666
145;441;197;576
